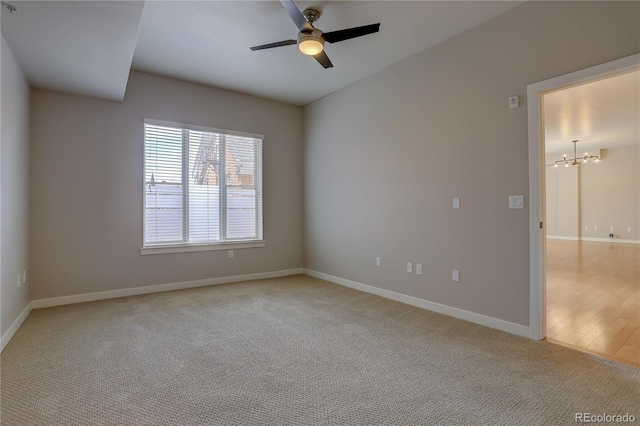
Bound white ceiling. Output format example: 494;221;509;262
1;0;523;105
1;1;144;101
544;70;640;155
5;0;636;148
132;1;523;106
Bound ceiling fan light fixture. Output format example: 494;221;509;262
249;1;380;68
298;31;324;56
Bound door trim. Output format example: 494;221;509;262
527;53;640;340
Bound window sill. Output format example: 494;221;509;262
140;240;266;255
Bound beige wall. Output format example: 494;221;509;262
30;71;303;299
545;165;559;237
546;146;640;241
546;166;580;238
303;1;640;326
1;37;31;337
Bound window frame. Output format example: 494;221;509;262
140;118;265;255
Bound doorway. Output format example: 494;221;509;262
527;54;640;366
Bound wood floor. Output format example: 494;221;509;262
546;239;640;366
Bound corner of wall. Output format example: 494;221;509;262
1;35;32;347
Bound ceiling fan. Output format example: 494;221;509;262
250;0;380;69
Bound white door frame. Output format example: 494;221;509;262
527;53;640;340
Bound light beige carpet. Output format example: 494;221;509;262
1;275;638;425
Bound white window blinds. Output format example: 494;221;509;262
144;120;263;247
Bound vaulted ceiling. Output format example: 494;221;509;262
3;1;637;149
2;1;522;105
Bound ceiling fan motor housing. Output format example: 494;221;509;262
303;8;321;24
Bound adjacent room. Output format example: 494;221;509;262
2;1;639;424
543;71;640;364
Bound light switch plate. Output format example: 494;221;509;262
509;195;524;209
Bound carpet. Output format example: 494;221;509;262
1;275;638;425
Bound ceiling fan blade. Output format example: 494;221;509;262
279;0;313;32
250;39;297;51
313;51;333;69
323;23;380;44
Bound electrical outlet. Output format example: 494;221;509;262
17;274;21;287
407;262;413;273
22;271;26;283
376;256;381;267
228;250;234;259
594;226;598;231
508;195;524;209
584;226;588;231
416;264;423;275
452;270;460;282
628;227;632;232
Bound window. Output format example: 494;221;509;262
142;119;264;254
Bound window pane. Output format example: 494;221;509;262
189;185;220;242
145;125;183;184
144;124;184;245
145;184;183;244
226;136;259;240
188;131;221;242
189;131;220;186
227;188;257;239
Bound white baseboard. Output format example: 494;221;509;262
546;236;580;241
1;302;33;352
31;268;304;309
547;235;639;244
12;268;529;352
304;269;530;339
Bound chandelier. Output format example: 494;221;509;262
552;140;601;168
